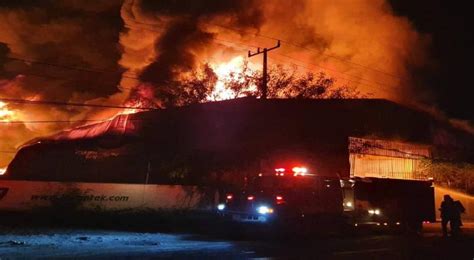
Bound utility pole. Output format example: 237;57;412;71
248;40;281;99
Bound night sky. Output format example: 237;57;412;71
390;0;474;121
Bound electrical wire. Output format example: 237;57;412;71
0;119;111;124
200;21;408;82
0;97;154;110
5;56;140;81
131;19;408;82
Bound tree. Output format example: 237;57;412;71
420;160;474;194
153;63;217;107
151;62;362;107
220;64;362;99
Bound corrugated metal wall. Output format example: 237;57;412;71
349;137;432;181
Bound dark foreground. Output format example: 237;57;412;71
0;212;473;259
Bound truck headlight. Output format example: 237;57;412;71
257;205;274;214
368;209;381;215
217;204;225;211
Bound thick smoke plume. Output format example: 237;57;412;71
0;1;124;166
121;0;430;102
1;0;434;166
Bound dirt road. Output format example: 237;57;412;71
1;223;473;258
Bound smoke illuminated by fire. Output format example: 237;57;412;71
0;0;435;167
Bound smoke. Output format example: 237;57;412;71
0;1;124;166
0;0;437;166
119;0;263;98
260;0;431;101
118;0;431;103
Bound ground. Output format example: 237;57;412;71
1;220;473;259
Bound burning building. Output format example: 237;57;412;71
1;98;473;216
4;98;473;182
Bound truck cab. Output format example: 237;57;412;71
341;177;435;231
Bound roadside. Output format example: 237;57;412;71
1;219;473;258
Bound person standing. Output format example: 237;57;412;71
451;199;465;236
439;194;455;237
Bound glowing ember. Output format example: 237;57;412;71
0;167;6;175
209;56;257;101
0;101;16;122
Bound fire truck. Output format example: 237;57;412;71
217;166;435;231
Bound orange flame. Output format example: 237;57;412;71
208;56;258;101
0;101;16;122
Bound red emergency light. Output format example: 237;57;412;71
276;195;284;204
292;167;308;176
274;168;286;176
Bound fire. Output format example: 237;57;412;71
120;101;145;115
0;167;6;175
116;84;158;116
209;56;258;101
0;101;16;122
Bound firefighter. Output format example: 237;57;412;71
439;194;459;237
452;199;465;236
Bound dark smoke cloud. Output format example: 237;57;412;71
133;0;263;87
0;0;125;166
140;18;214;85
0;0;124;100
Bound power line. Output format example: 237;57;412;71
267;55;392;96
9;71;138;92
248;40;281;99
214;35;401;91
0;98;154;110
1;23;400;99
215;37;395;95
0;119;111;124
195;32;402;91
274;53;402;91
200;21;408;82
3;22;408;91
5;56;140;81
215;35;399;92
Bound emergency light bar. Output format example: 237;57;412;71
292;167;308;176
260;166;310;177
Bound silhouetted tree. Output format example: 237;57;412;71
154;63;217;107
421;160;474;194
220;63;362;99
156;63;362;107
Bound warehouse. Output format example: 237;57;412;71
4;98;472;184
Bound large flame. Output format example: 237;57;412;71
0;101;16;122
208;56;258;101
